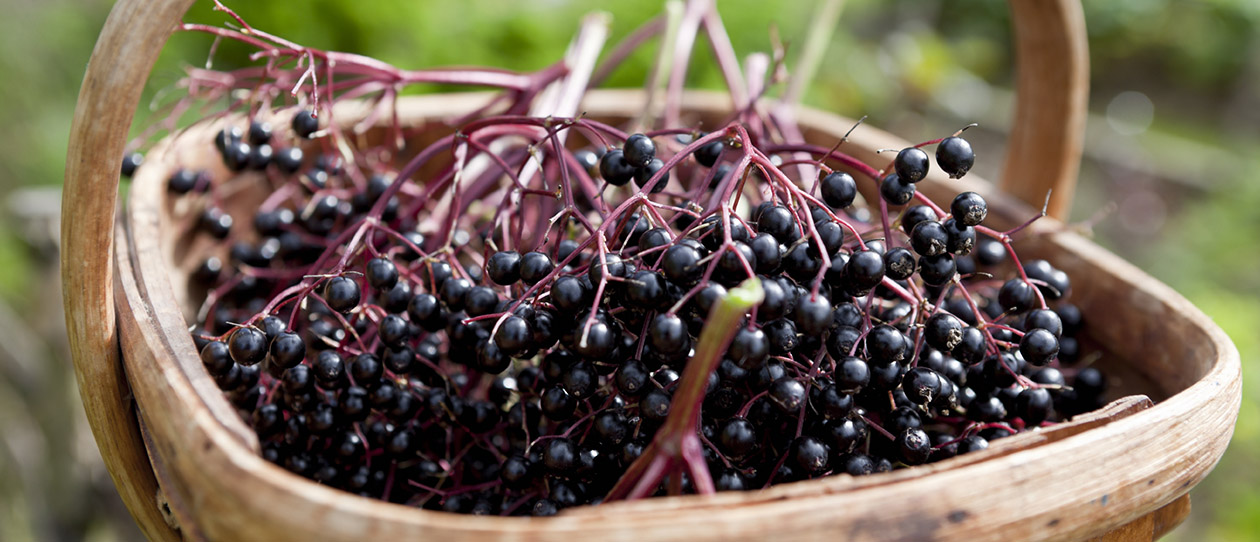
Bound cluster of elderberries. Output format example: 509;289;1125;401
127;102;1108;516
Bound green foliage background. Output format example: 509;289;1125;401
0;1;1256;540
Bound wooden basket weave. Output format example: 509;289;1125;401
62;1;1240;541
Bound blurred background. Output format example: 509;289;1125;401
1;0;1256;540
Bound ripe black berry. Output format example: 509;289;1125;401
519;252;554;285
844;250;885;291
791;436;830;476
648;313;689;355
200;340;233;376
598;149;636;186
121;152;143;177
820;171;858;210
899;428;932;465
274;147;304;174
925;312;964;351
622;133;656;167
918;254;956;286
879;173;915;205
486;251;522;285
228;327;267;366
936;137;975;179
269;331;306;369
910;220;948;257
894;147;930;183
998;279;1037;314
883;247;917;281
365;257;399;290
323;276;361;314
292;109;320;138
1019;328;1060;366
951;192;988;226
634;158;669;193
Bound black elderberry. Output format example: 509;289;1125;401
292;109;320;138
228;327;267;366
899;428;932;465
463;286;500;317
541;386;576;420
835;356;870;392
200;341;233;376
844;250;885;291
998;278;1037;314
615;359;651;397
757;205;798;243
918;254;957;287
486;251;522;285
623;133;656;167
695;138;724;167
519;251;554;285
269;331;306;369
634;157;670;193
120;152;143;177
323;276;361;314
648;313;689;355
911;221;948;257
879;173;915;205
599;149;636;186
942;218;976;256
950;192;988;226
1016;387;1054;425
925;312;964;352
936;136;975;178
866;324;907;364
952;326;986;365
883;247;917;281
894;147;930;183
351;353;384;384
1019;328;1060;366
364;257;399;291
200;208;233;239
900;205;936;236
791;436;830;476
639;389;672;424
718;417;758;460
820;171;857;210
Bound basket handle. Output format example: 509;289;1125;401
60;0;1086;535
62;0;197;538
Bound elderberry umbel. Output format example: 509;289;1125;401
153;1;1108;517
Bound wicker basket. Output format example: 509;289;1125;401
63;0;1240;540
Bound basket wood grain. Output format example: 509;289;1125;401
63;0;1240;541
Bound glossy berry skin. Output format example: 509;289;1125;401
1024;309;1064;338
793;294;833;336
718;417;758;460
274;147;304;174
248;120;273;145
542;438;579;474
519;252;554;285
757;205;797;243
622;133;656;167
365;257;399;290
936;137;975;178
486;251;522;285
899;428;933;465
378;315;410;349
769;377;807;413
200;341;234;376
883;247;917;281
634;158;669;193
901;367;944;405
615;359;650;397
762;319;799;355
950;192;988;226
661;244;702;284
998;279;1037;314
879;173;916;205
791;436;830;476
1016;387;1054;425
1020;329;1060;366
598;149;636;186
648;313;689;355
918;254;957;286
925;312;964;351
494;315;533;357
269;331;306;369
228;327;268;366
168;169;199;193
323;276;361;314
407;293;446;332
844;250;885;291
695;139;724;167
820;171;858;210
549;276;589;312
866;325;907;364
120;152;143;177
835;356;870;392
901;205;936;236
943;218;976;256
952;326;987;365
910;221;948;257
292;109;320;138
894;147;930;183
